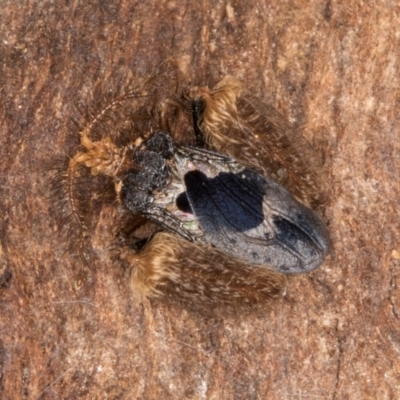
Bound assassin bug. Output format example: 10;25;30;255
58;74;330;313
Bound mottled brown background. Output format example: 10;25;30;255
1;0;400;399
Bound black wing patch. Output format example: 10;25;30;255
184;168;330;274
183;169;265;232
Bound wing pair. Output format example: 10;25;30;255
120;132;330;274
181;166;330;274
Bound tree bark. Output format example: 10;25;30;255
1;0;399;399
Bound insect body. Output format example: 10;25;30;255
119;132;330;274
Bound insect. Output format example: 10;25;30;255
119;131;330;274
57;72;330;314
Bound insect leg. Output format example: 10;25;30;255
191;99;206;147
125;232;285;314
142;207;195;242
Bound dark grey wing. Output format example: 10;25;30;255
183;169;265;231
184;168;330;274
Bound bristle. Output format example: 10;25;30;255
51;67;184;272
195;77;323;207
123;232;285;314
189;76;243;145
52;70;325;314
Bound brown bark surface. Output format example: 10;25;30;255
1;1;400;399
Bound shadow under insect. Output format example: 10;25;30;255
120;132;330;275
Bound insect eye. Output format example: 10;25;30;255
176;192;192;213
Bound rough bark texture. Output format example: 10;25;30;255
1;1;400;399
